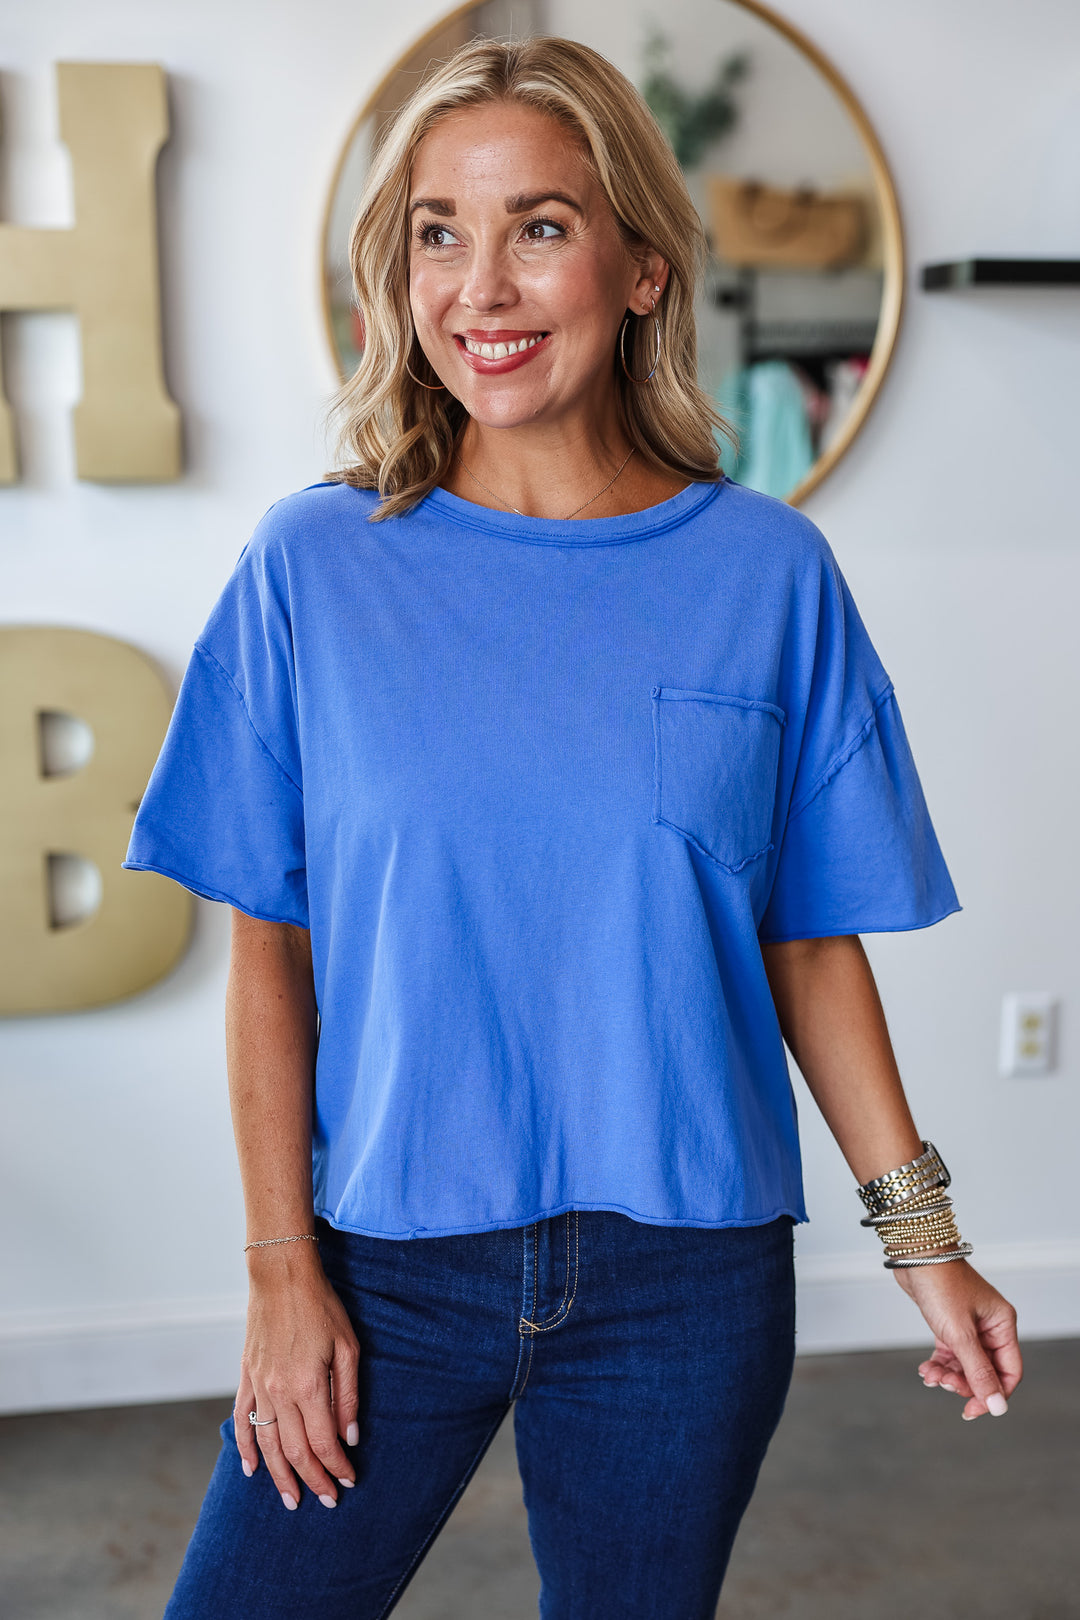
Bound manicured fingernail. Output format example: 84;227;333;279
241;1458;253;1477
986;1392;1008;1416
281;1492;298;1510
942;1382;958;1393
319;1494;337;1509
337;1477;354;1488
961;1411;979;1421
346;1423;359;1446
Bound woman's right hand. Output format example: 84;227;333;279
233;1244;361;1510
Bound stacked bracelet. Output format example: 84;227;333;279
857;1140;950;1215
857;1141;973;1270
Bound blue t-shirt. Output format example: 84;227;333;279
123;475;960;1239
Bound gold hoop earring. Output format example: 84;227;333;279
404;350;445;391
619;309;661;384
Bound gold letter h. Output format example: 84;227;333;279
0;63;180;482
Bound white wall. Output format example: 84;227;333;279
1;0;1078;1414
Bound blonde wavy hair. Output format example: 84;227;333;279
326;34;735;520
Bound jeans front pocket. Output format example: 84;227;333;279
651;686;786;873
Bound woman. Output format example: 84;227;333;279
124;35;1022;1620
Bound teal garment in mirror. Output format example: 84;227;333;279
718;360;816;498
123;476;959;1240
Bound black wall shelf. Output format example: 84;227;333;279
921;258;1080;290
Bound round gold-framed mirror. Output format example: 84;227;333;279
321;0;903;506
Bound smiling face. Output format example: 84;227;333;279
407;100;664;433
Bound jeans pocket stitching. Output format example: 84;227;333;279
520;1212;580;1332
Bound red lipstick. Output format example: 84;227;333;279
453;330;551;375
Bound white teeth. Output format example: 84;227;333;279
462;335;543;357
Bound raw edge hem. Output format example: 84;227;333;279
758;898;962;946
120;859;308;928
314;1199;809;1241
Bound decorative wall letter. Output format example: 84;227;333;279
0;63;181;482
0;626;192;1014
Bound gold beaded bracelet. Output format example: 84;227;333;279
876;1205;959;1239
243;1233;319;1253
881;1219;962;1254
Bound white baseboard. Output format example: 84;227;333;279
0;1297;246;1417
2;1243;1077;1416
794;1239;1080;1353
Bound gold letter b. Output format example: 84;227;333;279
0;626;193;1014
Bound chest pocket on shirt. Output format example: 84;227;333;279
651;687;786;873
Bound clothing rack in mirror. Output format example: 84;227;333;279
710;264;879;369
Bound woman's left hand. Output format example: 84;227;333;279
893;1259;1022;1420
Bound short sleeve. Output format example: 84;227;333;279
757;549;960;944
122;518;309;927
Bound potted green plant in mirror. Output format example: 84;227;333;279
640;29;749;170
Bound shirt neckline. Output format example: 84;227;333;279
421;474;727;546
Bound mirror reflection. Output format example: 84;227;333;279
323;0;900;503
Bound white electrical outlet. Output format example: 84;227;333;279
999;993;1058;1077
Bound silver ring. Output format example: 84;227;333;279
249;1410;278;1427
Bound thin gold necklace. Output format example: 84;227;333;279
455;446;636;520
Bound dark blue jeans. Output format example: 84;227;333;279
165;1210;796;1619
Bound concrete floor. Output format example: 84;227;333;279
1;1338;1076;1620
